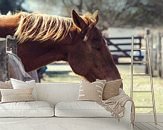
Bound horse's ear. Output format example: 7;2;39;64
72;10;87;30
92;10;99;24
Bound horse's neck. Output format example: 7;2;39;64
18;41;68;72
0;14;20;37
0;13;75;71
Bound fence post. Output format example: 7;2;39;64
150;33;154;76
6;35;17;54
6;35;19;80
158;33;163;78
145;29;150;74
155;32;161;77
138;36;143;60
0;38;8;81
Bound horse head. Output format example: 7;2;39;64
0;10;121;84
67;10;121;82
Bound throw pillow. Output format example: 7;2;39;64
0;80;13;101
102;79;122;100
0;80;12;89
10;78;37;100
78;80;106;102
1;88;34;103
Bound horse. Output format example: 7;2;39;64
0;10;121;84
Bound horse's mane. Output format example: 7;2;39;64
14;12;73;43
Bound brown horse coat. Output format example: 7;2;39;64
0;10;122;84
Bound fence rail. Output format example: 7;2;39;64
105;36;144;64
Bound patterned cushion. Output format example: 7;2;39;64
1;88;34;103
103;79;122;100
78;80;106;101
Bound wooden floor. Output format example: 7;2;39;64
134;122;163;130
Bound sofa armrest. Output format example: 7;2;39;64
123;101;132;121
119;89;134;124
118;101;134;129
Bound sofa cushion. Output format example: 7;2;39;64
1;88;34;103
0;81;12;89
0;80;13;101
103;79;122;100
55;101;112;117
78;80;106;101
0;101;54;117
10;78;37;100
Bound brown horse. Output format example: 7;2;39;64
0;10;121;83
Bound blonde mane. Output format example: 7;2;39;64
14;12;73;43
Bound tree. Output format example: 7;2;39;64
7;0;163;28
0;0;26;14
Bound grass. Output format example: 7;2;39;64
42;64;163;113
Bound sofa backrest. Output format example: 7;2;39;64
36;82;80;105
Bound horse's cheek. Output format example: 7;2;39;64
68;55;88;75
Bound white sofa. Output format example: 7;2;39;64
0;83;133;130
